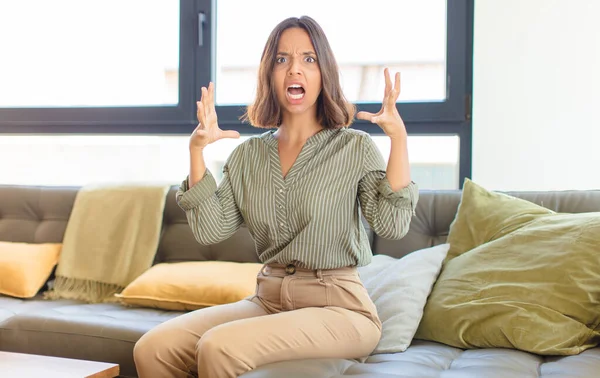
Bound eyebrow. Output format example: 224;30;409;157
276;51;316;56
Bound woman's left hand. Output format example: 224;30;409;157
356;68;407;139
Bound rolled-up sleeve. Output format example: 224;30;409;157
175;151;244;245
357;134;419;240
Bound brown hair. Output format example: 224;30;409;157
241;16;355;129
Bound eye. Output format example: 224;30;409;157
305;56;316;63
276;56;286;64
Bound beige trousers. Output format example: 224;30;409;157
133;264;382;378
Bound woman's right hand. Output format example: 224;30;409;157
190;82;240;151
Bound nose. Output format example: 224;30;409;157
287;57;302;76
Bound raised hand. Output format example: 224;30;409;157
356;68;407;139
189;82;240;150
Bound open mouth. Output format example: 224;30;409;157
287;84;305;100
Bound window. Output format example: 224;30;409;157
0;0;473;187
215;0;447;105
0;134;460;190
213;0;472;127
0;1;180;108
0;0;197;132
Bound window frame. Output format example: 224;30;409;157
211;0;472;129
0;0;474;187
0;1;198;134
0;0;472;133
206;0;474;184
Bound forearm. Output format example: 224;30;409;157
386;135;411;191
359;132;418;239
189;148;207;188
177;155;244;245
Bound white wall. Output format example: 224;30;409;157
472;0;600;191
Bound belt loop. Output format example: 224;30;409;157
260;264;271;276
316;269;324;282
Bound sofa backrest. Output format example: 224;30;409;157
2;185;600;265
377;189;600;257
157;187;260;264
0;185;77;244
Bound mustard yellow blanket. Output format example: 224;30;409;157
45;182;170;303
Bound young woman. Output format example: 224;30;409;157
134;16;418;378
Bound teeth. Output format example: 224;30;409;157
288;84;303;89
289;92;305;100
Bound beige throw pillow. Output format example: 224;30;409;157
0;241;62;298
115;261;263;311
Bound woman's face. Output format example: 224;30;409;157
272;27;322;118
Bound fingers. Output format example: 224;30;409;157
356;111;371;121
379;68;393;110
204;84;212;120
201;86;210;125
219;130;241;139
201;86;209;119
392;72;401;103
387;72;400;108
196;101;207;128
197;84;208;125
356;111;377;123
199;83;218;127
383;69;401;108
209;82;216;115
384;67;392;98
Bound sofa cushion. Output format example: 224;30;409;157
0;302;183;377
0;242;62;298
0;185;77;245
5;301;600;378
0;294;78;323
241;340;600;378
116;261;263;311
358;244;448;354
416;179;600;355
443;178;555;263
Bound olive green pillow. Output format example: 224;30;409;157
415;179;600;355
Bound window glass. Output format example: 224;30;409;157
215;0;447;105
0;1;179;107
0;134;459;190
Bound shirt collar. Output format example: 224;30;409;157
261;127;342;148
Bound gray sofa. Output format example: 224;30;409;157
1;184;600;377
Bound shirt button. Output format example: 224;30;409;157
280;222;284;228
278;205;283;209
279;189;284;193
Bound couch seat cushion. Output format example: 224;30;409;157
0;294;78;323
242;340;600;377
2;300;600;378
0;302;183;377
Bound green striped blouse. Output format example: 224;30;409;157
176;127;419;269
